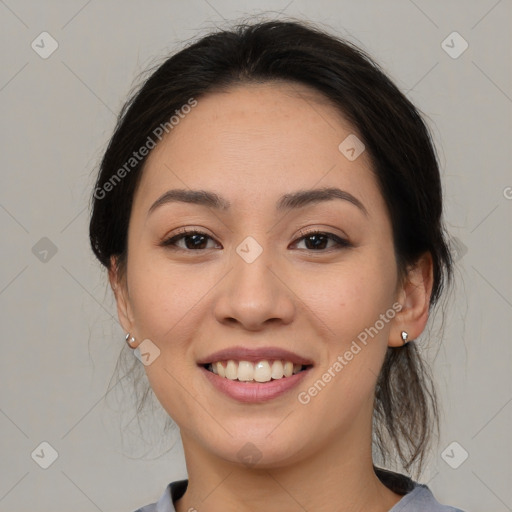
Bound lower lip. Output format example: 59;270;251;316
199;366;311;403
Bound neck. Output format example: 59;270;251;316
175;423;402;512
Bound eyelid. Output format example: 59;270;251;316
295;227;349;240
160;227;222;250
292;228;351;249
160;226;352;253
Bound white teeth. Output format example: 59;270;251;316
237;361;253;381
254;361;272;382
271;360;284;379
216;361;225;378
208;359;306;382
225;360;238;380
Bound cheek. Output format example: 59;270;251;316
125;255;209;424
293;279;396;431
129;273;175;335
126;246;202;338
292;250;397;400
293;252;398;343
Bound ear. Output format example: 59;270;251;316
388;252;434;347
108;255;140;346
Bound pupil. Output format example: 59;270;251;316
186;234;206;249
306;234;327;250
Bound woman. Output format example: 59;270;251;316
89;19;465;512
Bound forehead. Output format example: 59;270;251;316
135;82;381;214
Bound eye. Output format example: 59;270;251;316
161;229;221;251
160;228;351;252
293;229;351;251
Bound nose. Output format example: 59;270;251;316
212;245;296;331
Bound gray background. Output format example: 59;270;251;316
1;1;511;511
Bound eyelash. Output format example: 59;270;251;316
161;228;351;252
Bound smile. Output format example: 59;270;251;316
200;363;314;402
204;359;311;382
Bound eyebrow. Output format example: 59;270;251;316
148;187;368;216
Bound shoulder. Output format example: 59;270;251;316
374;467;466;512
393;483;466;512
131;475;467;512
132;480;187;512
374;466;464;512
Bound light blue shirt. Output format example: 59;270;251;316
133;468;466;512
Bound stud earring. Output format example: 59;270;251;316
401;331;409;345
125;333;137;349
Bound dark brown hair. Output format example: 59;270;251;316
90;19;453;476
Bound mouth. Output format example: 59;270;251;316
197;346;314;402
202;359;312;383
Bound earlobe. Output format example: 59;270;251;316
388;253;434;348
108;255;135;336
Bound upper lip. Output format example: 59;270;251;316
197;346;314;366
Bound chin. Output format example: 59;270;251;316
202;427;314;470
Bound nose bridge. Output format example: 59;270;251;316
213;236;295;328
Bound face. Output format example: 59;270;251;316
113;82;408;468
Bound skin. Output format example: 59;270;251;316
110;82;433;512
